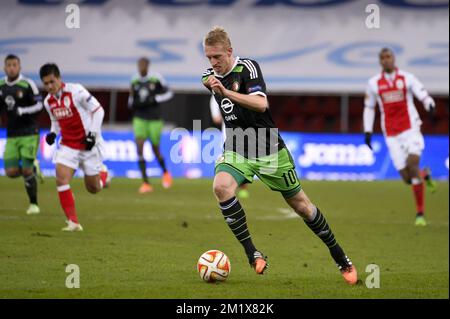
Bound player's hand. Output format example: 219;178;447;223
45;132;57;145
83;132;96;151
424;97;436;123
364;132;372;150
202;76;212;90
207;76;228;96
16;107;23;116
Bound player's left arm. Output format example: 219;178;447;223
16;78;43;116
207;60;268;113
76;84;104;135
409;74;435;112
363;81;378;150
153;73;174;103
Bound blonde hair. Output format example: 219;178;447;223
203;26;232;49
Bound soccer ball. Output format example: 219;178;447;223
197;250;231;283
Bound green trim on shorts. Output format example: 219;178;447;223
214;148;302;195
281;185;302;199
215;163;248;187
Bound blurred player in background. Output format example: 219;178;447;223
202;27;357;285
364;48;437;226
40;63;109;231
210;95;250;199
128;57;174;194
0;54;43;215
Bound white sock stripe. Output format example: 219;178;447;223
235;228;249;238
239;235;251;242
57;185;71;192
24;174;35;181
223;207;243;218
220;197;238;210
229;215;246;227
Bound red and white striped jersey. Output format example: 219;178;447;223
44;83;102;150
364;68;431;136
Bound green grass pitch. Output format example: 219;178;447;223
0;177;448;298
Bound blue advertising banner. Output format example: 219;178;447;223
0;129;448;180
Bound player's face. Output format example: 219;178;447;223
138;60;149;76
380;51;395;72
204;44;233;76
42;74;62;95
4;59;21;80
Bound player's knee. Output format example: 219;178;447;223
5;168;21;178
86;184;101;194
295;200;313;219
213;181;234;201
402;175;411;184
22;168;33;177
56;175;70;186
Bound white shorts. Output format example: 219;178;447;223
53;143;105;176
385;129;425;171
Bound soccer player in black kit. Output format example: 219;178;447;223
0;55;43;214
201;27;357;285
128;57;174;194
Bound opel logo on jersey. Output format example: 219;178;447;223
5;95;15;110
221;98;234;114
396;79;404;90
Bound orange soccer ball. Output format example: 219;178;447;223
197;250;231;283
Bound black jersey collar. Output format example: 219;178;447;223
214;56;240;79
5;74;23;86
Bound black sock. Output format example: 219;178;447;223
304;207;337;248
24;174;37;205
220;197;256;258
138;159;149;183
304;207;350;268
157;156;167;173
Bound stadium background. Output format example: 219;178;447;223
0;0;448;180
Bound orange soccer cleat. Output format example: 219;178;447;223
250;251;268;275
139;182;154;194
162;172;173;189
340;264;358;285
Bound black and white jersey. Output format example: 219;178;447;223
129;72;173;120
202;57;285;158
0;74;43;137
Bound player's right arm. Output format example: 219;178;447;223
408;73;436;118
204;60;268;113
363;79;377;150
128;78;135;110
44;98;60;145
209;95;222;126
